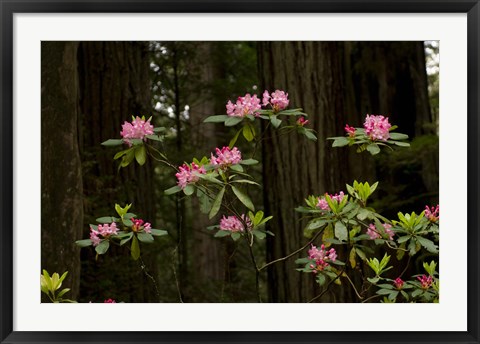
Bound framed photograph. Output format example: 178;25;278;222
1;1;478;343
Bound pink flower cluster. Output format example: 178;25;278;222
316;191;345;211
297;117;309;126
417;275;433;289
120;116;154;145
366;223;394;240
89;222;119;246
104;298;116;303
210;146;242;168
363;114;391;141
308;244;337;272
175;162;206;189
226;93;261;117
262;90;289;112
345;124;356;137
219;215;252;232
393;277;404;289
424;204;439;222
132;218;152;233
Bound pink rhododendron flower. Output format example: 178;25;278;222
175;162;206;189
308;244;337;273
89;222;119;246
120;116;154;145
131;218;152;233
104;299;116;303
219;215;252;232
316;191;345;211
210;146;242;168
345;124;356;137
393;277;404;289
417;275;433;289
424;204;439;222
363;114;391;141
262;90;289;112
366;223;394;240
297;117;309;126
226;93;261;117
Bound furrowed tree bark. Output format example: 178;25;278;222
259;42;352;302
77;41;157;302
41;41;83;301
258;41;431;303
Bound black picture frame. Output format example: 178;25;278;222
1;1;479;343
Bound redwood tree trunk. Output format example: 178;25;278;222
258;41;431;303
77;41;157;302
41;41;83;301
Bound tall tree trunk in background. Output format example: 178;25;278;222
41;42;83;300
258;41;431;303
188;42;226;300
77;42;157;302
259;42;352;302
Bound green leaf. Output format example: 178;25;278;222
145;134;163;142
96;216;117;224
95;240;110;255
120;149;135;168
252;229;266;240
367;277;380;284
254;211;264;225
389;133;409;140
214;230;231;238
355;248;366;261
240;159;258;165
270;115;282;128
225;116;244;127
75;239;93;248
316;273;326;286
130;235;140;260
150;228;168;236
392;141;411;147
332;137;349;147
376;288;395;295
183;184;195;196
114;149;131;160
349;248;357;268
229;128;242;148
397;235;411;244
231;232;242;241
209;187;225;219
306;219;327;230
303;129;317;141
198;192;212;214
56;288;71;299
231;186;255;211
137;232;154;243
203;115;229;123
367;143;381;155
411;289;423;298
229;164;244;172
122;218;133;227
357;208;370;221
334;221;348;242
134;145;147;165
120;233;134;245
242;124;255;141
416;236;439;253
101;139;124;146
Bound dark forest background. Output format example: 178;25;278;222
41;41;439;303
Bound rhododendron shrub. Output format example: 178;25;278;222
75;203;167;260
328;114;410;155
204;90;317;146
71;89;438;304
100;115;166;169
